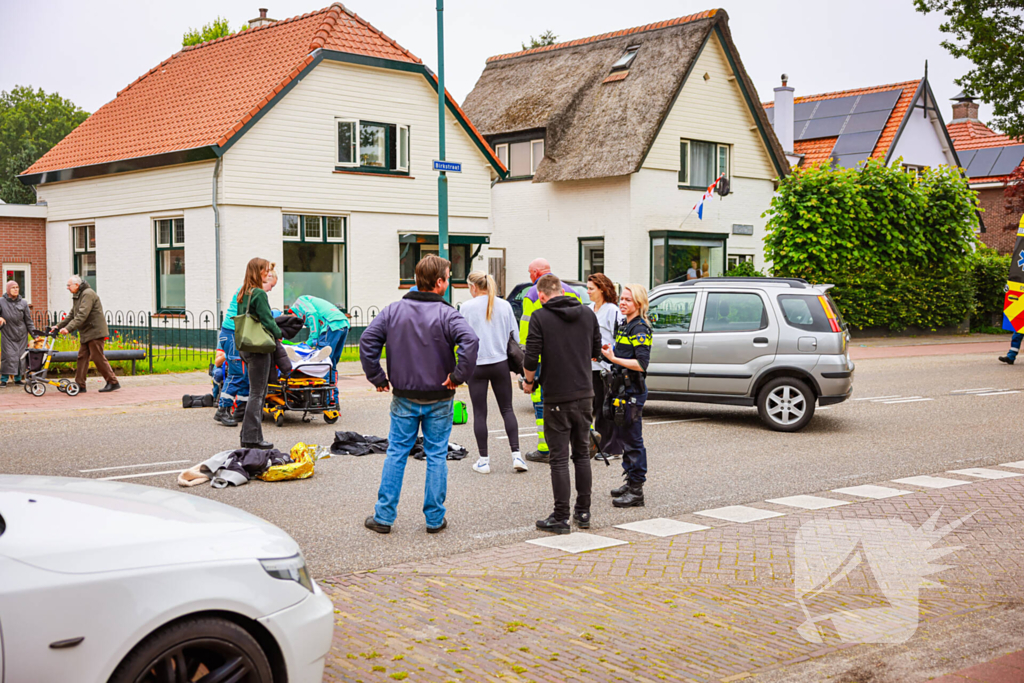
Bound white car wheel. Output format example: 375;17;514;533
757;377;815;432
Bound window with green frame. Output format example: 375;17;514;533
72;225;96;291
337;118;410;174
398;235;489;285
155;218;185;311
650;231;727;287
679;139;730;189
282;214;347;309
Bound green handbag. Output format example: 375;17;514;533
233;291;276;353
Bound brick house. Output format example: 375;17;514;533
945;94;1024;254
0;201;48;317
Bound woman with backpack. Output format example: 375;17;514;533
235;258;282;450
461;271;526;474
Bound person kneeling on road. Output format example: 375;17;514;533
601;284;653;508
523;274;603;535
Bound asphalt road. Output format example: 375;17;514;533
1;352;1020;578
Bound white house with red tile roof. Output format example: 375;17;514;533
19;4;505;320
764;75;959;172
946;93;1024;253
461;10;790;287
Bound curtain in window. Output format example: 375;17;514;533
691;141;716;188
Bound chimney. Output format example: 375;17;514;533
773;74;795;154
248;8;276;28
950;91;979;122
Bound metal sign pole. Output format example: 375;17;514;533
436;0;451;302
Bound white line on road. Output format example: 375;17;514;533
80;460;191;473
646;418;711;426
951;388;995;394
499;433;537;440
881;397;934;404
98;469;187;482
852;395;902;401
975;391;1021;397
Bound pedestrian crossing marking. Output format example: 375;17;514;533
892;475;969;489
832;485;911;499
948;468;1023;480
614;518;710;537
526;532;629;554
694;506;785;523
765;495;849;510
1002;461;1024;470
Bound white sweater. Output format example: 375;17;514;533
590;302;623;371
461;295;519;366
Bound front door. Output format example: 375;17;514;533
690;290;779;395
647;291;698;393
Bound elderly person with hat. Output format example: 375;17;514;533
49;275;120;393
0;280;39;387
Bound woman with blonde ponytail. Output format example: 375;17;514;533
462;271;526;474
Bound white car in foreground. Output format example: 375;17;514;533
0;475;334;683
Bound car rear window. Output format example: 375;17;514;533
778;294;832;332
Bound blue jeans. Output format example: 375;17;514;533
316;327;348;404
217;328;250;409
1009;332;1023;361
374;397;453;528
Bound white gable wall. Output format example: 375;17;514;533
888;93;955;168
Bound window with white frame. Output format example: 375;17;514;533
679;139;730;188
72;225;96;291
155;218;185;311
727;254;754;269
282;214;347;309
494;137;545;178
337;119;410;173
2;263;30;303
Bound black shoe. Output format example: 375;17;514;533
365;516;391;534
613;482;645;508
241;440;274;450
610;478;630;497
999;355;1015;365
427;518;448;534
98;382;120;393
0;381;6;388
214;407;238;427
13;380;23;386
573;510;591;529
233;402;247;421
77;384;86;393
525;449;550;463
536;515;570;534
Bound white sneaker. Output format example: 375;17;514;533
512;454;528;472
472;458;491;474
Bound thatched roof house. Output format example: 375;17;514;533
463;9;789;184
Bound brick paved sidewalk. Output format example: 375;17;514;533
320;476;1024;683
931;651;1024;682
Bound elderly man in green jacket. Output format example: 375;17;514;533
50;276;119;393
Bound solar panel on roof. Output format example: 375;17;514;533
807;95;859;120
794;102;819;122
798;116;849;141
852;90;903;113
831;130;881;156
835;152;870;168
988;145;1024;177
957;149;977;169
841;110;891;135
967;147;1001;177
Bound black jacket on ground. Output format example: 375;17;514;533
524;295;603;404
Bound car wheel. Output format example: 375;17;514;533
108;616;273;683
757;377;815;432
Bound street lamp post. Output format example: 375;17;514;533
436;0;450;301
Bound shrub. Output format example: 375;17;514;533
724;261;765;278
971;248;1011;329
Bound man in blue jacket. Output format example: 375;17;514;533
361;254;479;534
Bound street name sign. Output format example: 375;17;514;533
433;160;462;173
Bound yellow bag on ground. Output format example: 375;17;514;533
258;442;320;481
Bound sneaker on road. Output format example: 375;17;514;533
512;455;528;472
536;515;570;534
472;458;491;474
525;449;549;464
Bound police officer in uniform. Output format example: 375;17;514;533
601;283;652;507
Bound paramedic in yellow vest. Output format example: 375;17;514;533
521;258;582;463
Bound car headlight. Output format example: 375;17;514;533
260;553;314;593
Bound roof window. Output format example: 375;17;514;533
611;46;639;72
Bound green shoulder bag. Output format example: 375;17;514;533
233;291;277;353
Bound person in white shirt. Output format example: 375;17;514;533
587;273;623;459
686;260;699;280
461;271;527;474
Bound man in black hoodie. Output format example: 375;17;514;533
523;274;603;534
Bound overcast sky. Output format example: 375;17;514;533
0;0;991;126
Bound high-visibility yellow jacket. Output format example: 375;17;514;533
519;277;583;342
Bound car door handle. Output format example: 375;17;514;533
667;339;687;347
753;337;769;345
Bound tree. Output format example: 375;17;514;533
0;86;89;204
914;0;1024;140
182;17;247;47
521;30;558;50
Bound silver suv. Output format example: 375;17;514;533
646;278;853;431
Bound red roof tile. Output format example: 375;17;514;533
793;137;838;168
23;4;444;176
486;10;718;62
947;119;1019;150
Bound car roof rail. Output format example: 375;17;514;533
664;277;811;289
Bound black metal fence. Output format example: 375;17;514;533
28;306;379;373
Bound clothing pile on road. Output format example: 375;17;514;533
178;442;328;488
329;430;469;460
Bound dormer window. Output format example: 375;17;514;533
611;46;639;72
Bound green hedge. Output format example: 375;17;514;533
972;250;1011;329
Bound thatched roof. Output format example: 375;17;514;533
462;9;788;183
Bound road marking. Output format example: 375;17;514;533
498;433;536;440
880;397;934;404
489;428;537;433
694;505;785;523
526;533;628;554
852;395;902;401
614;518;710;537
951;388;995;394
975;390;1021;397
765;495;849;510
79;460;191;473
832;484;911;499
98;469;187;482
948;467;1023;480
1002;461;1024;470
646;418;710;426
892;475;969;489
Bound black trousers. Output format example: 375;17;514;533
467;359;519;457
239;350;272;445
592;370;619;454
544;397;593;520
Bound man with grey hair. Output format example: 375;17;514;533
49;275;119;393
0;280;38;387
